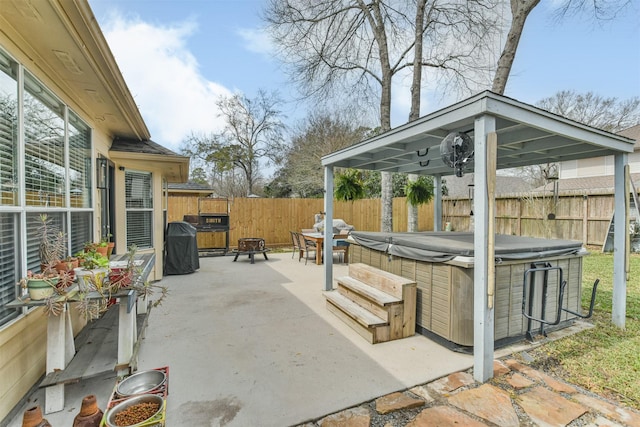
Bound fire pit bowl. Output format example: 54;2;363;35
105;394;164;427
116;369;166;397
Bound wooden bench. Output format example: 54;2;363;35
39;304;150;387
324;263;416;344
34;253;155;413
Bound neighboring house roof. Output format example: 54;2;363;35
168;182;215;194
534;173;640;194
168;182;213;191
444;173;532;198
618;124;640;149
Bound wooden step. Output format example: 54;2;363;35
324;291;390;344
337;276;401;306
348;263;416;299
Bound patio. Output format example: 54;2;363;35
5;252;473;426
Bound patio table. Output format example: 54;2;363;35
301;232;349;265
6;252;155;413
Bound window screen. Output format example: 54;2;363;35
0;51;18;206
126;171;152;248
23;72;66;208
70;212;92;255
25;212;66;273
0;213;19;325
68;112;91;208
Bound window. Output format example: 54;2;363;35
68;111;91;208
0;213;19;325
126;171;152;248
70;212;92;255
25;212;66;272
24;72;66;207
0;48;94;328
0;50;18;206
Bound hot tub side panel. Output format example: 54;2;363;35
349;243;583;347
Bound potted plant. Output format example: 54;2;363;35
18;269;74;301
102;233;115;258
74;250;110;292
37;214;68;272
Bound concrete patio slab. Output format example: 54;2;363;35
4;252;472;427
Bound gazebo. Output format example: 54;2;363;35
320;90;634;382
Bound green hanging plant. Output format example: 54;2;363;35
405;176;434;207
334;169;365;201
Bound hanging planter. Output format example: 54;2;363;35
405;176;434;207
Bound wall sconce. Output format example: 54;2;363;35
96;157;108;189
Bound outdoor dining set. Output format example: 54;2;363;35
289;228;351;265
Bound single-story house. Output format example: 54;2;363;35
0;0;189;420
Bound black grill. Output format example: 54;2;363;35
183;213;230;253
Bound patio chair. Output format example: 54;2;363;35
332;232;350;263
299;234;318;265
290;231;302;259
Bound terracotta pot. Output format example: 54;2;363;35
73;394;103;427
95;246;108;256
54;258;79;273
106;242;115;258
21;406;51;427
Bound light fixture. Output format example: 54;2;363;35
96;157;108;189
544;163;559;220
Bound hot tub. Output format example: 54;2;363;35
348;231;587;349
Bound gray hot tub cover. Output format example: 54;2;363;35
350;231;584;263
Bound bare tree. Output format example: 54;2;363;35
492;0;630;94
274;111;370;197
537;90;640;132
265;0;498;231
181;90;287;196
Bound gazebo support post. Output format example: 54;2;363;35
323;165;334;291
612;154;628;328
473;114;496;382
433;175;443;232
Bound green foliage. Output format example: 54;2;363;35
405;176;434;206
334;169;365;201
361;171;408;198
530;250;640;409
268;111;372;198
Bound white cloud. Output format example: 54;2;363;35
237;27;274;57
102;12;231;150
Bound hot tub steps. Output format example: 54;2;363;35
324;263;417;344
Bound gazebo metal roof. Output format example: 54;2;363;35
322;91;633;174
319;90;633;384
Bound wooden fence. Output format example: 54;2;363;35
442;190;615;246
167;196;434;249
168;190;616;250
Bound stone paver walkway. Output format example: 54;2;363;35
298;356;640;427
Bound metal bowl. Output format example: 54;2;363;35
116;369;166;397
105;394;164;427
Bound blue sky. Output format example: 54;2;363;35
89;0;639;154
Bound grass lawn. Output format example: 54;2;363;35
529;248;640;410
